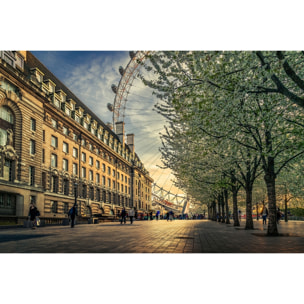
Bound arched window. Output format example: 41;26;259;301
0;106;14;147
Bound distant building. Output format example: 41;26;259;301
0;51;153;224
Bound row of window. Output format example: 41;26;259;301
49;135;130;179
49;113;131;162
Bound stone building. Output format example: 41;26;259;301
0;51;153;224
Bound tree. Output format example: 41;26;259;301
140;51;304;236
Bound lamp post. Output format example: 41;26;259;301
74;182;78;207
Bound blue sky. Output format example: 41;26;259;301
31;51;182;194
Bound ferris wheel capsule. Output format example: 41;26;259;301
107;103;114;112
119;66;124;76
111;84;118;94
129;51;136;59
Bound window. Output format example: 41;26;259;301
0;106;14;123
52;176;58;193
73;133;78;141
82;184;87;198
65;108;71;116
89;170;93;181
96;189;100;201
63;142;69;153
54;98;60;108
51;119;58;129
81;152;86;162
89;187;94;200
117;172;120;180
73;147;78;158
113;181;115;189
30;118;36;131
51;136;58;148
102;164;106;172
43;130;45;142
0;106;14;146
62;126;68;135
96;160;100;169
107;178;111;187
29;166;35;186
81;167;86;178
63;179;69;195
107;167;111;175
42;149;45;163
63;159;68;171
102;176;105;186
51;154;57;167
81;139;86;146
73;163;78;175
51;201;58;213
112;169;115;177
96;173;100;184
30;139;36;155
64;202;69;214
89;156;93;166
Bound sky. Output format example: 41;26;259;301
31;50;183;196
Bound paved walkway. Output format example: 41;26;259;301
0;219;304;253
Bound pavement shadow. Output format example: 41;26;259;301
0;234;55;243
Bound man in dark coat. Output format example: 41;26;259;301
28;203;38;229
69;204;78;228
121;208;126;224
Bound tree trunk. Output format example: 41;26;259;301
221;193;225;223
284;194;288;222
231;178;240;226
245;186;254;230
264;167;279;236
212;201;217;221
224;189;230;224
218;197;221;222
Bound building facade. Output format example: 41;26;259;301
0;51;153;224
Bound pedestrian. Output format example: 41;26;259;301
150;211;153;220
262;205;268;225
169;210;174;221
120;208;126;224
128;207;135;224
156;210;160;220
68;203;78;228
28;203;38;229
166;211;170;221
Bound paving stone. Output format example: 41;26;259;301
0;219;303;253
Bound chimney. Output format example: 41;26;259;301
115;121;125;147
127;133;135;154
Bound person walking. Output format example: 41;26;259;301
166;211;170;221
28;203;38;229
262;204;268;225
128;207;135;224
69;203;78;228
121;208;127;224
156;210;160;221
169;210;174;221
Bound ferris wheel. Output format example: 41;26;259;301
107;51;150;132
108;51;189;213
